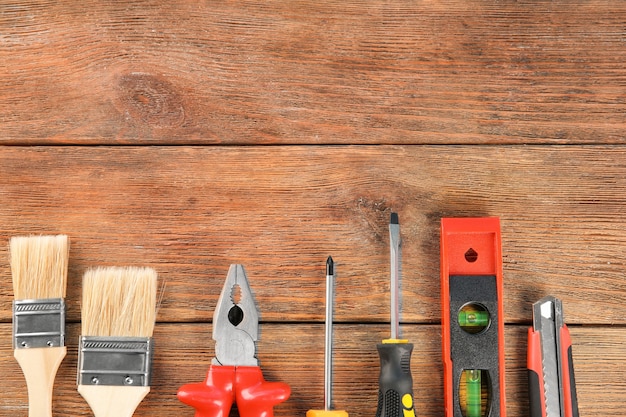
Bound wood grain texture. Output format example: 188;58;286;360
0;0;624;145
1;146;626;325
1;1;625;416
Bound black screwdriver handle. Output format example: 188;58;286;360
375;342;416;417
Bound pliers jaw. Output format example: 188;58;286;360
212;264;259;367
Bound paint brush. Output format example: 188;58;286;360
77;266;157;417
10;234;69;417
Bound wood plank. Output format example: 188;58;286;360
0;146;625;325
0;323;623;416
0;1;624;145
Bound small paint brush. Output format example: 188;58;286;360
10;234;69;417
77;266;157;417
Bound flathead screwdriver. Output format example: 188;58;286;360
375;213;417;417
307;257;348;417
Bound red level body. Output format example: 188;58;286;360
440;217;506;417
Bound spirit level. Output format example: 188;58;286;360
440;218;506;417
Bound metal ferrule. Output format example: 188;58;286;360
13;298;65;349
78;336;153;387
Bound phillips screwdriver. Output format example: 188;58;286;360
375;213;417;417
307;257;348;417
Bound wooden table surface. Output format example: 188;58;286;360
1;1;624;416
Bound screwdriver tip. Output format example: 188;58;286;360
326;256;334;276
390;212;399;225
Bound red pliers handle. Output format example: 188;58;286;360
178;365;290;417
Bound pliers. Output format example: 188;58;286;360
178;264;291;417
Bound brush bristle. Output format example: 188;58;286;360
81;266;157;338
9;235;69;300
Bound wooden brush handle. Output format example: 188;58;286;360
78;385;150;417
14;346;66;417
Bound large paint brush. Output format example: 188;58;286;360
77;266;157;417
10;234;69;417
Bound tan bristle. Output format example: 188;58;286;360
81;266;157;338
9;235;69;300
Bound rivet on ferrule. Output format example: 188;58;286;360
77;336;153;387
13;298;65;349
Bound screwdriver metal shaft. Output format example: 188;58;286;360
389;213;401;341
306;257;348;417
324;256;335;411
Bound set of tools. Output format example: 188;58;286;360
175;214;579;417
8;215;580;417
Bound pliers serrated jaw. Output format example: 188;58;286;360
212;264;259;367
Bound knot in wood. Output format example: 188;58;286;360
118;73;185;128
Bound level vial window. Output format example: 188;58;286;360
459;369;491;417
458;303;490;334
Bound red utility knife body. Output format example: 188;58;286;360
527;296;579;417
440;218;506;417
